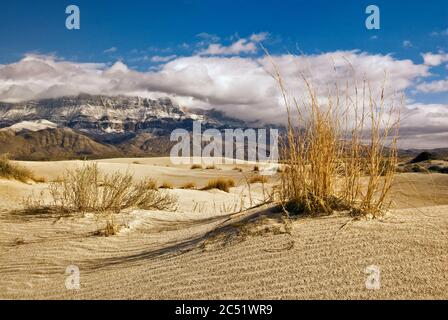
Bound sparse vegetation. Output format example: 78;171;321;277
205;165;218;170
203;178;236;193
190;164;203;170
181;182;197;189
22;163;178;235
233;167;243;172
253;165;259;172
47;163;177;214
0;155;37;183
248;175;268;184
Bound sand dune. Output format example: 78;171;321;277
0;158;447;299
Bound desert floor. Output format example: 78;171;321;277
0;158;447;299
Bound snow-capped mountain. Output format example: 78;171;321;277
0;94;252;159
0;95;205;136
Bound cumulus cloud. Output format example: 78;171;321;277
399;103;448;148
421;52;448;66
0;50;444;147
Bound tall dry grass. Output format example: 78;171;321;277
0;155;38;183
272;66;400;218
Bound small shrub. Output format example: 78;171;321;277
253;165;259;172
205;165;217;170
203;178;236;193
248;175;268;184
190;164;203;170
47;163;177;214
233;167;243;172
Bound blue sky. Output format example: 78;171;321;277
1;0;446;65
0;0;447;147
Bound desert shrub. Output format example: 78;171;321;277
233;167;243;172
0;155;36;183
159;181;174;189
48;163;177;214
248;175;268;184
203;178;236;193
190;164;203;170
181;182;196;189
253;165;260;172
270;60;399;218
205;165;218;170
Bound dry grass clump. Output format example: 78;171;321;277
253;165;260;172
47;163;177;214
205;165;218;170
159;181;174;189
190;164;203;170
272;67;399;218
181;182;197;189
233;167;243;172
0;155;37;183
203;178;236;193
29;163;178;236
248;175;268;184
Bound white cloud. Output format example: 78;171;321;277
421;52;448;66
416;79;448;93
399;103;448;148
430;28;448;37
1;51;444;147
250;32;269;42
196;32;220;42
150;55;177;63
199;38;258;56
104;47;117;54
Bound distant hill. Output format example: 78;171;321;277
0;128;122;160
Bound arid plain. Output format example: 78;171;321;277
0;157;447;299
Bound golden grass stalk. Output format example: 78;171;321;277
271;63;400;218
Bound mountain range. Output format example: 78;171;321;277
0;95;258;160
